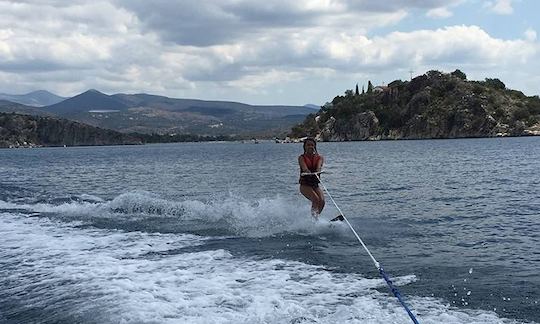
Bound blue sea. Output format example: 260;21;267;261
1;137;539;324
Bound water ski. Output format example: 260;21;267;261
330;214;344;222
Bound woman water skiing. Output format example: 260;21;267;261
298;138;325;219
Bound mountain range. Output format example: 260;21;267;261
0;90;317;137
0;90;66;107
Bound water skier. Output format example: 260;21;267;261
298;138;325;219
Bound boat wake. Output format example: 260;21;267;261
0;190;347;238
0;208;524;324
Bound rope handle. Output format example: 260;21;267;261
300;171;331;176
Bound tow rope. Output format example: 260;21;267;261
306;172;421;324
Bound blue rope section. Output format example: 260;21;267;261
379;267;420;324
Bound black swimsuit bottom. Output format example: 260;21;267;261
299;175;319;188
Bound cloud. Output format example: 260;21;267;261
376;25;536;66
426;7;453;18
484;0;514;15
218;25;537;71
115;0;467;47
149;24;539;101
0;1;177;94
343;0;461;12
0;1;138;69
524;28;537;42
0;0;538;103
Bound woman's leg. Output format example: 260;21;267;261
314;186;325;213
299;185;321;217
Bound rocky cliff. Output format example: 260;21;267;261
291;70;540;141
0;112;143;148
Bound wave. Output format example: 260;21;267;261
0;191;349;238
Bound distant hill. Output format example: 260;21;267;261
45;89;129;114
0;112;234;148
40;91;314;137
0;112;142;148
0;100;54;116
290;70;540;140
0;90;66;107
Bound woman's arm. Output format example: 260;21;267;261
298;155;309;173
316;155;324;172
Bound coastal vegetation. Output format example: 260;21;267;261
290;70;540;140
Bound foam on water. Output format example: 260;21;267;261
0;212;532;324
0;191;348;238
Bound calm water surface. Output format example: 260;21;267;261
0;137;539;323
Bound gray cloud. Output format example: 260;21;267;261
115;0;462;47
345;0;461;12
0;60;75;73
114;1;317;46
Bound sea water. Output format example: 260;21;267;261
0;137;538;324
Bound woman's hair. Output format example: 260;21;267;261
303;137;317;153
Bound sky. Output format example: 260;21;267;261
0;0;539;106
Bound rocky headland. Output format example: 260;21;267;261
0;112;143;148
290;70;540;141
0;112;235;148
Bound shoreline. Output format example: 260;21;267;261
2;133;539;150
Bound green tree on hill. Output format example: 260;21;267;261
451;69;467;80
484;78;505;90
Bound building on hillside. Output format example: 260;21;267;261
374;84;400;101
373;85;388;93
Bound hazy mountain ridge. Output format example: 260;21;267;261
0;100;54;117
0;90;66;107
45;90;129;114
0;89;316;137
28;90;316;136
